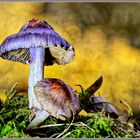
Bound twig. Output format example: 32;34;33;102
62;130;75;138
6;82;18;100
79;122;95;133
75;84;84;93
56;117;75;138
49;133;59;138
134;122;140;131
30;122;82;129
120;100;133;119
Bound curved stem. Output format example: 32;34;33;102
27;110;49;129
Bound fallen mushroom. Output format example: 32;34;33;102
27;78;80;128
0;18;74;110
78;76;119;119
86;96;119;119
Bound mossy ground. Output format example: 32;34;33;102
0;86;139;138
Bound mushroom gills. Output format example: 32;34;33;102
49;45;74;65
0;48;30;64
28;47;45;109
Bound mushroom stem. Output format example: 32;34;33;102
27;109;49;129
28;47;45;109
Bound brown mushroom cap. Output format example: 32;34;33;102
34;78;80;120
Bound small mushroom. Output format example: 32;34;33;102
80;76;119;119
86;96;119;119
27;78;80;128
0;18;74;109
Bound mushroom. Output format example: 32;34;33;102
86;96;119;119
27;78;80;128
0;18;74;110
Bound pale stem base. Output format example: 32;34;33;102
27;110;49;129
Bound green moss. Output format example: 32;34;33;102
0;121;30;138
0;85;139;138
60;114;137;138
0;88;31;138
26;113;138;138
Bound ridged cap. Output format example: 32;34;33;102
34;78;80;120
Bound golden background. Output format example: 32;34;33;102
0;3;140;115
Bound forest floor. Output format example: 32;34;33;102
0;82;140;138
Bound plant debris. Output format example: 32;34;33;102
78;76;119;119
0;82;140;138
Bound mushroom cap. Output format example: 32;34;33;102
34;78;80;120
88;96;119;119
0;18;74;65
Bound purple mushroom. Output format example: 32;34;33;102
0;18;74;110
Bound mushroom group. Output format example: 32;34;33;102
0;18;75;110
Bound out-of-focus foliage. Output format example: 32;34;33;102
0;3;140;114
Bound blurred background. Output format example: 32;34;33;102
0;3;140;116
